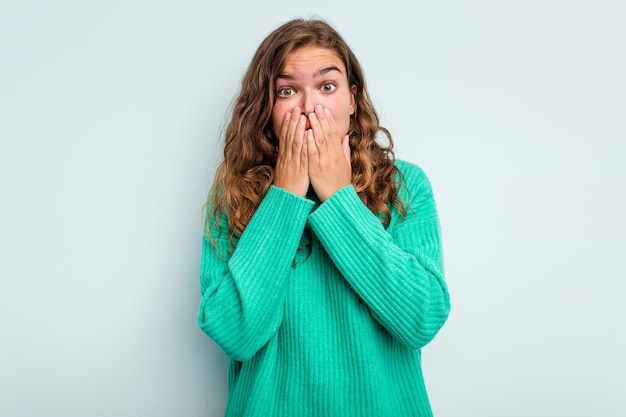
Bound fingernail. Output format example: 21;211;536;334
316;104;323;113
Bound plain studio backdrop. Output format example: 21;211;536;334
1;1;624;416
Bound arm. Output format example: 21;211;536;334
198;186;314;360
307;163;450;349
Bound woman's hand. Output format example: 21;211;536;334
273;107;310;197
307;105;352;202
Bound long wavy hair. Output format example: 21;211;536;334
207;18;405;249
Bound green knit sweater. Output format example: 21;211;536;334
198;160;450;416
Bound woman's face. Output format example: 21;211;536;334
271;45;356;136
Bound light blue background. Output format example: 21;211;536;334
1;1;625;416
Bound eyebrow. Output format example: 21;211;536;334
277;66;343;81
315;66;343;77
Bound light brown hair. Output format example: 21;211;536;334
207;18;405;249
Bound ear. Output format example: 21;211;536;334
350;84;357;115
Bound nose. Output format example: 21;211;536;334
301;91;315;117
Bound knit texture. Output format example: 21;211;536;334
199;160;450;417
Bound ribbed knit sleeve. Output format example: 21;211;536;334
307;161;450;349
198;185;315;361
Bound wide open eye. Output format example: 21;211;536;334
277;87;295;97
321;83;336;93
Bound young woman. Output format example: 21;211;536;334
199;18;450;417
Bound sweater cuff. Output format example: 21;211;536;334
307;184;384;245
255;185;316;225
230;185;315;271
237;185;315;243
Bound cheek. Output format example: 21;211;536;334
330;99;353;133
271;105;285;133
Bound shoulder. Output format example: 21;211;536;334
393;159;433;193
392;160;437;219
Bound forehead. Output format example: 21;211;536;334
279;45;346;74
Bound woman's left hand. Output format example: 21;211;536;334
307;105;352;202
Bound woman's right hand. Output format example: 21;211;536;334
273;107;309;197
